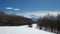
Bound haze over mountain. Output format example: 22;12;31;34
17;12;60;21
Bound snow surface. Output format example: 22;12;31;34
0;24;55;34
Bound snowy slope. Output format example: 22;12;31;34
0;24;55;34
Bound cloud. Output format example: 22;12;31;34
6;7;20;11
17;11;60;18
22;12;47;18
14;8;20;10
6;7;13;10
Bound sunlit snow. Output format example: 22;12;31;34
0;24;55;34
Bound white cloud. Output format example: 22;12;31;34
14;8;20;10
6;7;13;10
17;11;60;18
6;7;20;11
23;12;47;18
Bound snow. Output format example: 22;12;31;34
0;24;55;34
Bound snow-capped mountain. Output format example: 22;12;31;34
28;14;39;21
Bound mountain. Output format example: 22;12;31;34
28;14;39;22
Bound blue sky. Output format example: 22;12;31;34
0;0;60;16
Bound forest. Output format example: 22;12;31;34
37;13;60;34
0;11;33;26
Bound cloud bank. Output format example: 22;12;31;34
17;11;60;18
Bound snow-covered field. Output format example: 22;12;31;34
0;24;55;34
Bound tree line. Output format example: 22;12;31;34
0;11;33;26
37;13;60;34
